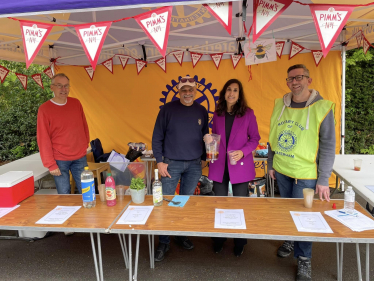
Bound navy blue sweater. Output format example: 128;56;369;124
152;100;209;163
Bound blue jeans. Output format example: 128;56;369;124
54;156;88;194
159;157;202;244
275;171;317;259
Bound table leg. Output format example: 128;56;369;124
148;235;152;268
145;161;149;194
97;233;104;281
340;243;344;281
152;234;155;269
366;243;369;281
134;234;140;281
118;234;129;269
129;234;132;281
336;243;340;281
90;233;101;281
356;243;362;281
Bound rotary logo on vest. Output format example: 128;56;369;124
277;130;297;154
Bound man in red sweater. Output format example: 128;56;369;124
37;73;90;194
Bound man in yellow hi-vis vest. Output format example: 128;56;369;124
268;64;335;281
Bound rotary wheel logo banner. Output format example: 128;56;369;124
310;5;355;57
134;6;173;58
203;2;232;35
20;20;53;69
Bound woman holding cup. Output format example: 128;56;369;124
203;78;260;256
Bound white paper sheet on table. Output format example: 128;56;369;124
0;205;20;218
290;211;333;233
36;206;81;224
116;205;154;225
214;209;246;229
365;185;374;193
325;209;374;232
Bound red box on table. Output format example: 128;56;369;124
0;171;34;207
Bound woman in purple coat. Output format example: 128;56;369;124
204;78;260;256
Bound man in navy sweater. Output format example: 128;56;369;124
152;75;209;261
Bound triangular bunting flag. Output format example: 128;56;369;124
275;41;285;58
43;67;53;79
231;54;242;69
102;58;114;74
363;34;371;55
75;21;112;70
19;21;53;69
31;73;44;89
190;52;203;68
16;73;28;90
210;53;223;70
117;55;130;70
172;51;184;66
0;65;10;83
134;6;173;57
253;0;293;43
356;31;363;48
311;50;323;67
289;41;305;60
203;2;232;35
155;57;167;73
84;66;95;81
310;5;355;57
136;59;147;75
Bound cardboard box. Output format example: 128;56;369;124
0;171;34;207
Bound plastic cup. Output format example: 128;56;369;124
354;159;362;171
303;188;314;208
98;184;106;202
228;150;237;165
116;185;125;200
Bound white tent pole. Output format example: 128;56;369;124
341;27;346;156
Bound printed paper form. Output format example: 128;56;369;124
116;205;154;225
290;211;333;233
214;209;246;229
0;205;20;218
365;185;374;193
36;206;81;224
325;209;374;232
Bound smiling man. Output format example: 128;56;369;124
152;75;209;262
268;64;336;281
37;73;90;195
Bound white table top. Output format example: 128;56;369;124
333;154;374;206
0;159;48;181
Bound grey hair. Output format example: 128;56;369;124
51;73;70;84
287;64;310;77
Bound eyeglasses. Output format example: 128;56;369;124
286;75;309;82
180;77;195;83
180;88;195;93
53;84;70;89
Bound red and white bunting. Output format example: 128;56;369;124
117;55;130;70
84;66;95;81
19;21;53;69
155;57;166;72
311;50;323;67
203;2;232;35
43;67;53;79
356;32;363;48
75;21;112;70
134;6;173;57
231;54;242;69
310;5;355;57
102;58;114;74
289;41;305;60
0;65;10;83
210;53;223;69
190;52;203;68
253;0;293;43
172;51;184;66
16;73;28;90
31;73;44;89
275;41;285;58
136;59;147;75
363;35;371;55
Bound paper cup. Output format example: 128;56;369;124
354;159;362;171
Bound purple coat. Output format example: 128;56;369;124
208;108;261;184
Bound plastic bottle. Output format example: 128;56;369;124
344;186;355;214
81;167;96;208
105;173;117;207
153;169;163;206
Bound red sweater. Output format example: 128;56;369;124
37;97;90;171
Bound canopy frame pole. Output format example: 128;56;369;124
341;27;346;156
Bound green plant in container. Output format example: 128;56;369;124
129;177;145;191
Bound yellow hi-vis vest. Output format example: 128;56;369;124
269;98;335;180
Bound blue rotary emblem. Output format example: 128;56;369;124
159;75;219;129
277;130;297;152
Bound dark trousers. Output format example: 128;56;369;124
212;160;248;247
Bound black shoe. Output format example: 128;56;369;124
174;236;194;250
277;241;294;258
154;243;170;262
296;257;312;281
213;241;224;253
233;245;244;257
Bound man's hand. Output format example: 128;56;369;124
50;168;61;176
269;169;276;180
203;134;212;144
315;184;330;202
157;162;171;178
